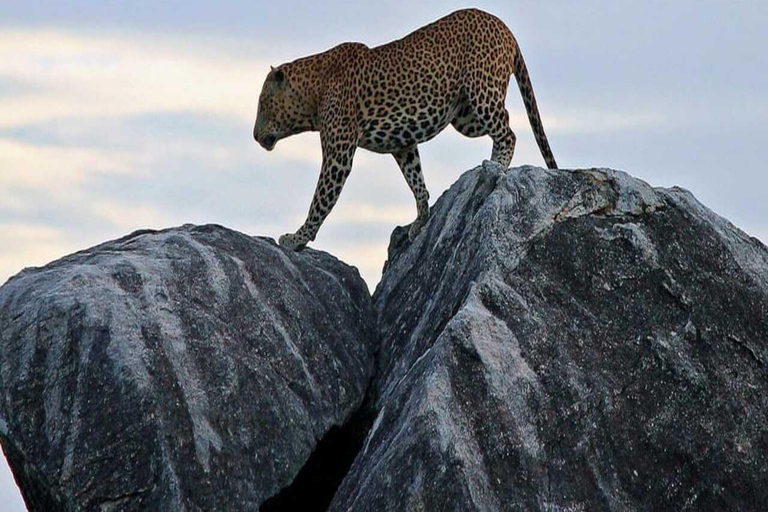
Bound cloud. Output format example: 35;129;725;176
0;138;141;196
86;200;171;231
0;191;30;213
331;202;414;225
539;109;667;133
0;29;270;129
0;223;76;285
325;240;392;290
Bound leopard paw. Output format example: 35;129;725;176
278;232;307;251
408;217;427;241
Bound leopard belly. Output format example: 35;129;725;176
358;98;462;153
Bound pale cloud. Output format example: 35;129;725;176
0;193;29;213
332;202;414;225
288;202;414;228
0;223;76;285
539;109;667;133
271;133;323;164
326;240;391;290
142;138;247;169
0;139;141;195
86;200;171;231
0;29;270;128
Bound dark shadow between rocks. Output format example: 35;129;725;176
260;399;376;512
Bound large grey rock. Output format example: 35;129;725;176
331;162;768;511
0;224;376;511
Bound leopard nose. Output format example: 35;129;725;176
262;134;277;149
253;125;260;143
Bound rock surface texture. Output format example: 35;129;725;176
2;164;768;512
0;224;375;511
331;162;768;511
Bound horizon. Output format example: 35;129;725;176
1;1;767;508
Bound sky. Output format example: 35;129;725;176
1;1;767;509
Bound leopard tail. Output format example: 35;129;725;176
514;50;558;169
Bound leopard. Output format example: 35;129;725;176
253;8;558;250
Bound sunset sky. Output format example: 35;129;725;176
1;1;767;508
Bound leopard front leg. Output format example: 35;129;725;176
279;138;357;251
393;145;430;241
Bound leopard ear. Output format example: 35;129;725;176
273;68;286;88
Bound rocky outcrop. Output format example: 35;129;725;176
3;164;768;512
330;162;768;511
0;224;376;511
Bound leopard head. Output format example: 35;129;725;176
254;65;315;151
